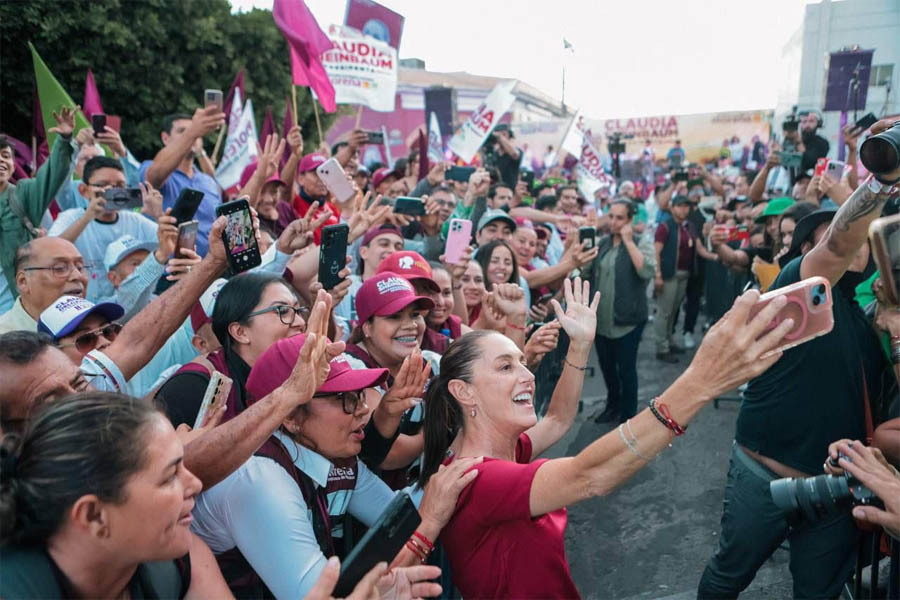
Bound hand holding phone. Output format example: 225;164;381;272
170;188;205;224
316;158;357;204
444;219;473;265
393;197;426;217
91;113;107;137
193;371;233;430
104;187;143;211
175;220;199;259
204;89;224;113
748;276;834;355
215;198;261;273
318;224;350;290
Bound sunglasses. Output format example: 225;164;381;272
312;390;366;415
57;322;123;354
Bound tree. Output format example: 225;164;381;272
0;1;338;161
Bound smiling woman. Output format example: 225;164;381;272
0;392;232;599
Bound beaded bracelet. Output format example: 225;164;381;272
564;357;588;371
649;397;687;436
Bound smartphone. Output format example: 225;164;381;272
579;226;596;249
175;220;199;259
192;371;233;430
91;113;106;136
445;165;476;183
673;169;689;182
714;224;751;243
748;276;834;355
105;115;121;132
869;214;900;306
205;89;224;112
537;292;554;305
444;218;473;264
170;188;205;225
334;492;421;597
776;151;803;170
815;157;829;177
363;130;384;145
318;223;349;290
393;196;426;217
216;198;261;273
316;158;356;204
826;159;846;180
104;187;143;211
852;112;878;134
519;169;535;190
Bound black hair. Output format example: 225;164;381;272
418;330;497;487
331;140;349;156
161;113;193;135
82;156;123;184
0;392;159;545
488;184;512;200
780;201;817;225
0;331;54;367
609;198;636;219
211;272;292;349
0;134;11;152
475;240;519;289
556;185;577;202
485;167;501;185
535;195;558;212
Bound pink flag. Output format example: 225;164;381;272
261;107;276;142
223;69;245;125
83;68;104;118
273;0;336;113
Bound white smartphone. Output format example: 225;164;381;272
193;371;233;430
826;159;846;180
316;158;357;204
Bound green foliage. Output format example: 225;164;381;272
0;0;338;160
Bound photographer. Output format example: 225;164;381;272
482;124;522;189
798;111;829;174
826;440;900;540
699;119;898;598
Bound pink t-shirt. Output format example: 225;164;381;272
440;434;579;599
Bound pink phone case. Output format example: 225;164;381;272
748;276;834;355
316;158;356;204
444;219;472;265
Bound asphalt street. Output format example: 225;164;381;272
545;327;795;600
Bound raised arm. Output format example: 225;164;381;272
17;106;77;223
144;106;224;189
521;241;597;288
527;290;794;517
335;130;368;168
525;278;599;457
279;125;304;194
749;149;780;204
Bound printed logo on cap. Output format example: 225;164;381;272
53;296;90;313
398;255;414;270
376;276;412;295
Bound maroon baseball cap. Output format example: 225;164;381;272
246;333;389;401
361;224;403;247
372;167;399;189
513;216;535;230
376;251;439;293
354;271;434;324
299;153;327;174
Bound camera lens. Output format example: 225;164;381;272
859;123;900;175
812;296;821;306
816;284;826;295
770;473;854;523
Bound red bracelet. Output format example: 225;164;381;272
654;399;687;436
506;320;526;331
412;531;435;552
405;540;427;563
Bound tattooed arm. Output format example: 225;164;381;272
800;176;896;285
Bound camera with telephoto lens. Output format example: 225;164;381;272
607;133;626;155
859;121;900;180
782;106;800;133
769;453;881;523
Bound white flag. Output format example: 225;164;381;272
427;111;443;164
559;110;587;157
322;24;398;112
215;91;259;191
448;80;517;163
576;129;612;202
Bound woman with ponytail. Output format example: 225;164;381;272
418;285;798;599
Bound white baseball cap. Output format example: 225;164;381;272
104;235;158;271
38;295;125;340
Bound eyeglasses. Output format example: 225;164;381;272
58;323;123;354
22;262;90;278
246;305;310;326
86;182;126;190
312;390;366;415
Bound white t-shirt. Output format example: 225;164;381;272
81;349;129;393
48;209;158;302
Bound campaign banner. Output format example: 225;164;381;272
559;110;587;157
448;80;517;163
215;90;259;192
344;0;405;50
321;24;397;112
576;130;612;202
427;111;443;163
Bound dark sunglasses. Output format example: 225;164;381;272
312;390;366;415
57;322;123;354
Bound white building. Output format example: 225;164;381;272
778;0;899;156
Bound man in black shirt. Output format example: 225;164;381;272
799;111;829;174
698;178;897;599
482;124;522;189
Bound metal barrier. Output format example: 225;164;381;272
846;531;899;600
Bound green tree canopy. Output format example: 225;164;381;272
1;0;339;160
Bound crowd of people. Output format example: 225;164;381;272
0;97;898;600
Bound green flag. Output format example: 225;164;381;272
29;42;91;149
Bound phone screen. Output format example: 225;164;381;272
216;200;260;272
176;222;199;258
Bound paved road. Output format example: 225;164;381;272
546;328;794;599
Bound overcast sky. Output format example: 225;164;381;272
231;0;817;119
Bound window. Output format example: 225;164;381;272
869;64;894;87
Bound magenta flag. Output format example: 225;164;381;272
223;69;245;125
261;107;276;142
83;68;104;118
273;0;336;113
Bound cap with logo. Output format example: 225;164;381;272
354;271;435;325
477;208;517;233
246;333;389;401
38;295;125;341
104;235;159;272
190;278;228;333
755;197;795;223
298;153;328;174
372;167;400;189
376;251;439;293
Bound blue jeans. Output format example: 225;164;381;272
593;322;645;420
698;444;858;599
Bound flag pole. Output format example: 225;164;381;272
31;136;37;175
311;88;323;145
291;84;298;127
211;124;226;168
354;105;363;130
